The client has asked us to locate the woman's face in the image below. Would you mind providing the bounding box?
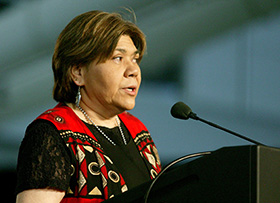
[79,35,141,116]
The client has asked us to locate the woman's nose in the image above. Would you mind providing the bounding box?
[124,60,140,77]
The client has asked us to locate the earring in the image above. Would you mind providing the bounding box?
[75,86,81,107]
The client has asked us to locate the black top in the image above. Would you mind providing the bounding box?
[16,119,150,195]
[16,120,72,194]
[84,121,150,189]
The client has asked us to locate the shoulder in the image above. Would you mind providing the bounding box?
[119,111,145,126]
[21,115,70,157]
[36,103,72,122]
[36,103,82,131]
[26,118,58,135]
[24,119,61,144]
[119,112,149,137]
[19,120,65,162]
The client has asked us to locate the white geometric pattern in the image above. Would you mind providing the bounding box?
[153,146,161,165]
[101,173,107,188]
[104,155,113,164]
[145,152,157,168]
[76,145,85,164]
[147,145,151,152]
[84,145,94,153]
[89,186,102,196]
[78,170,86,193]
[95,150,105,167]
[67,187,73,194]
[121,184,128,193]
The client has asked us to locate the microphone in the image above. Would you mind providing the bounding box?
[171,101,198,120]
[171,101,265,146]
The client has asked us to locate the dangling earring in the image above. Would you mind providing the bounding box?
[75,86,81,107]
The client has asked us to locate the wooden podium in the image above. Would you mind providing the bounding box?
[104,145,280,203]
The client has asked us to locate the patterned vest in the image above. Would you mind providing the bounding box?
[37,103,161,202]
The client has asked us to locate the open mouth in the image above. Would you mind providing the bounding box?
[123,86,137,94]
[127,87,135,92]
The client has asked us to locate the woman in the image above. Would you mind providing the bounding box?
[15,10,161,202]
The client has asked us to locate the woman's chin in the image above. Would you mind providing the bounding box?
[121,101,136,111]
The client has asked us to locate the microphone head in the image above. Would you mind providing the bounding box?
[170,102,192,120]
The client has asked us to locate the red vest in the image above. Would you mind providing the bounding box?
[37,103,161,202]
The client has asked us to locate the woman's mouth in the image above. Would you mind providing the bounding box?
[123,86,137,95]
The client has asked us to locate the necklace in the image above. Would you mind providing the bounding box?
[77,105,127,146]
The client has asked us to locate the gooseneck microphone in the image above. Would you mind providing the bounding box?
[171,101,265,146]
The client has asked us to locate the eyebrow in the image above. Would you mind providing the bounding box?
[115,48,140,55]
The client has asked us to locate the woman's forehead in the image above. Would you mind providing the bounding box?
[114,35,139,54]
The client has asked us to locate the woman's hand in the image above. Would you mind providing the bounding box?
[16,189,65,203]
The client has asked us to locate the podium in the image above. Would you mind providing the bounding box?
[104,145,280,203]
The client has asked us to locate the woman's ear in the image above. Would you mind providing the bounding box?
[70,65,85,86]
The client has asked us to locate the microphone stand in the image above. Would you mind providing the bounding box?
[189,112,265,146]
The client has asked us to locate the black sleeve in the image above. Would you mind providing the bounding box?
[15,119,72,195]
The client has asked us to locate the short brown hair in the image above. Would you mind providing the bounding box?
[52,10,146,103]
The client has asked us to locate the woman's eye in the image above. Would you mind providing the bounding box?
[112,56,139,64]
[133,57,140,64]
[113,56,122,62]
